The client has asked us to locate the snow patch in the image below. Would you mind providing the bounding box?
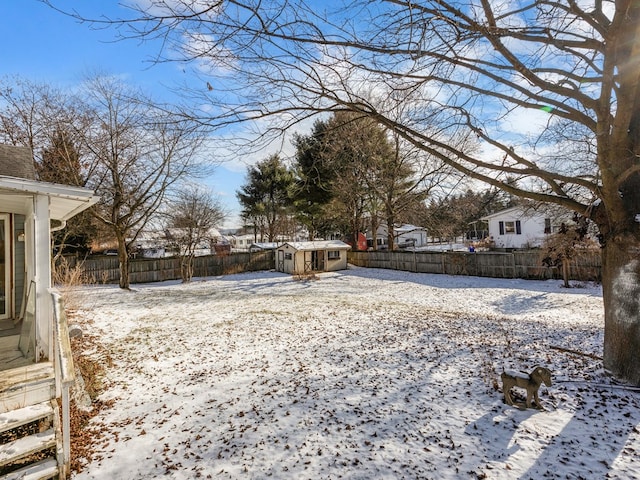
[70,269,640,479]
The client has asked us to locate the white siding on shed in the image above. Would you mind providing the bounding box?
[276,241,350,274]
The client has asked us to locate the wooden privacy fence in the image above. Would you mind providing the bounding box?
[59,251,275,285]
[59,249,601,285]
[348,250,602,282]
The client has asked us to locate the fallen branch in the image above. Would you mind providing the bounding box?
[553,380,640,392]
[550,345,602,361]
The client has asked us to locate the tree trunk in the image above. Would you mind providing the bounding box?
[117,235,130,290]
[387,212,395,251]
[371,215,380,251]
[181,253,194,283]
[601,236,640,385]
[561,260,570,288]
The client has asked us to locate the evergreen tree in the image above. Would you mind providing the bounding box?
[40,129,96,256]
[291,120,337,239]
[237,154,295,242]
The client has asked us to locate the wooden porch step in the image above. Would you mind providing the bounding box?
[0,402,53,435]
[0,364,55,414]
[0,458,58,480]
[0,428,56,468]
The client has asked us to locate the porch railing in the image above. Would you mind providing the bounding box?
[50,289,75,477]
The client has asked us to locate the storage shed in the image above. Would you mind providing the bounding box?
[276,240,351,274]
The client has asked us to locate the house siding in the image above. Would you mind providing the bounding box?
[490,215,546,249]
[14,215,25,316]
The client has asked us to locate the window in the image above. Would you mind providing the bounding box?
[505,221,516,234]
[499,220,522,235]
[327,250,341,260]
[544,218,551,234]
[285,253,292,260]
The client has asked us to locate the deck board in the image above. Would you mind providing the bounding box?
[0,363,55,414]
[0,401,53,434]
[0,428,56,467]
[0,348,33,371]
[0,458,58,480]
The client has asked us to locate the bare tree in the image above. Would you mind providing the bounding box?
[0,77,99,257]
[80,75,210,289]
[542,214,596,288]
[166,185,226,283]
[58,1,640,383]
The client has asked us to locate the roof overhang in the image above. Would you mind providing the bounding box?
[280,241,352,252]
[0,175,99,221]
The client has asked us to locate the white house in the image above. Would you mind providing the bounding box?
[0,144,98,477]
[249,242,279,252]
[275,240,351,274]
[480,206,566,249]
[132,228,229,258]
[228,233,259,252]
[366,224,428,249]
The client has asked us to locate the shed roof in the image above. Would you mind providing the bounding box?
[0,144,36,180]
[279,240,351,251]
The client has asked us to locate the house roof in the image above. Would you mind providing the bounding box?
[0,143,98,221]
[279,240,351,251]
[479,205,574,224]
[479,206,532,221]
[394,224,426,234]
[0,144,35,180]
[250,242,279,250]
[165,227,224,239]
[0,176,99,221]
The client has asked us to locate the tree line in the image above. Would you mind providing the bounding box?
[237,111,515,249]
[0,75,224,287]
[0,75,513,287]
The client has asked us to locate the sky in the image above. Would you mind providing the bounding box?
[0,1,260,229]
[0,1,562,231]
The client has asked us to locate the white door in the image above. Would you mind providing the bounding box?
[0,214,9,319]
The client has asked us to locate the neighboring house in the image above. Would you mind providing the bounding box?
[0,144,98,478]
[132,228,228,258]
[164,227,227,257]
[275,240,351,274]
[249,242,279,252]
[132,230,166,258]
[228,233,258,252]
[228,229,309,252]
[480,206,567,249]
[366,224,428,249]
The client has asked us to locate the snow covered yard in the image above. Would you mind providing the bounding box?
[71,267,640,479]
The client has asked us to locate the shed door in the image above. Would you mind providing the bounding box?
[277,250,284,272]
[0,214,9,319]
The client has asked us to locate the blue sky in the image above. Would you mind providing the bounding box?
[0,1,248,228]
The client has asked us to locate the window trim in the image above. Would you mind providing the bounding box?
[327,250,341,260]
